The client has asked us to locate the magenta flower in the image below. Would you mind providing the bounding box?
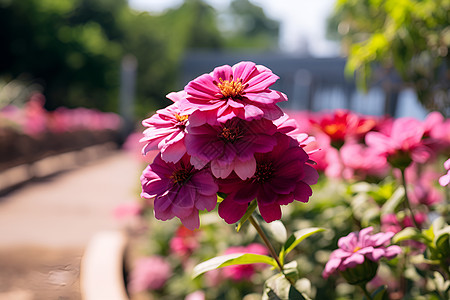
[366,117,431,169]
[186,118,277,179]
[169,225,200,258]
[322,227,402,279]
[339,142,388,180]
[128,256,172,292]
[218,134,318,224]
[184,61,286,125]
[140,91,195,163]
[140,154,218,230]
[439,158,450,187]
[222,243,268,281]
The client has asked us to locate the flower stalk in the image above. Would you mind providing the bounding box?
[400,168,420,229]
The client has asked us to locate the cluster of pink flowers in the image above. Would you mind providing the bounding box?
[0,92,122,136]
[287,109,450,181]
[140,61,318,230]
[128,256,172,293]
[322,227,402,280]
[439,158,450,187]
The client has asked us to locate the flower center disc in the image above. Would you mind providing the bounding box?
[217,77,245,98]
[254,162,274,183]
[171,168,191,185]
[219,126,243,143]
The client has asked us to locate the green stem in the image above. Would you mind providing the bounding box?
[358,283,373,300]
[400,168,420,229]
[248,215,286,272]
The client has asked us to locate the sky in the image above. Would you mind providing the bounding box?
[128,0,339,57]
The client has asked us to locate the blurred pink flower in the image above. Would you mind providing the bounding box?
[381,213,427,233]
[409,171,443,206]
[322,227,401,279]
[340,142,388,180]
[170,225,200,258]
[439,158,450,187]
[223,243,268,281]
[128,256,172,292]
[186,118,277,179]
[113,202,142,219]
[140,91,195,163]
[185,291,205,300]
[309,109,376,148]
[218,134,318,224]
[140,154,218,230]
[184,61,285,125]
[24,92,48,136]
[366,117,431,169]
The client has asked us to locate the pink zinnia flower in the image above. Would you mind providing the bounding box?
[170,225,200,258]
[322,227,402,279]
[184,61,286,125]
[140,91,195,163]
[128,256,172,292]
[439,158,450,187]
[365,117,431,169]
[339,142,388,180]
[309,109,376,148]
[186,118,277,179]
[222,243,268,281]
[140,154,218,230]
[218,134,318,224]
[381,213,427,234]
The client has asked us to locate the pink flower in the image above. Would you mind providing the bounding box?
[140,91,195,163]
[185,291,205,300]
[128,256,172,292]
[218,134,318,224]
[366,117,431,169]
[222,243,268,281]
[309,109,376,148]
[439,158,450,187]
[273,113,318,154]
[409,171,443,206]
[140,154,218,230]
[339,142,388,180]
[185,118,277,179]
[184,61,286,125]
[381,213,427,234]
[113,202,142,219]
[170,225,200,257]
[322,227,402,279]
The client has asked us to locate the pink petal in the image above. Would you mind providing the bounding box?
[180,209,200,230]
[211,160,234,179]
[322,258,342,278]
[341,253,365,270]
[384,245,402,259]
[218,197,249,224]
[258,202,282,222]
[234,157,256,180]
[338,232,358,251]
[232,61,256,82]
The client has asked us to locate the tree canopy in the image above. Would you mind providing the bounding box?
[0,0,280,118]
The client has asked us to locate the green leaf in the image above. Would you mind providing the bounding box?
[283,227,325,257]
[371,285,388,300]
[392,227,425,244]
[263,220,288,244]
[380,186,404,214]
[262,273,311,300]
[192,253,277,279]
[235,200,257,232]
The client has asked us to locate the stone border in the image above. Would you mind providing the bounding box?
[80,230,129,300]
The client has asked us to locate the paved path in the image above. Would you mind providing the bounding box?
[0,150,144,299]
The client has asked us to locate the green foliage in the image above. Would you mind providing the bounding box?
[329,0,450,115]
[0,0,280,117]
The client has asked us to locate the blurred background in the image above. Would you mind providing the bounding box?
[0,0,448,299]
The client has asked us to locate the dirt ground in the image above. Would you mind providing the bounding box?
[0,247,82,300]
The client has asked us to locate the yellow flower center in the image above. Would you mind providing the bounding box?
[353,246,361,253]
[175,114,189,123]
[217,77,245,98]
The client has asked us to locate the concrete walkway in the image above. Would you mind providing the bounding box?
[0,150,144,299]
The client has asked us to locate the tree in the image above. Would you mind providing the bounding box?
[328,0,450,116]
